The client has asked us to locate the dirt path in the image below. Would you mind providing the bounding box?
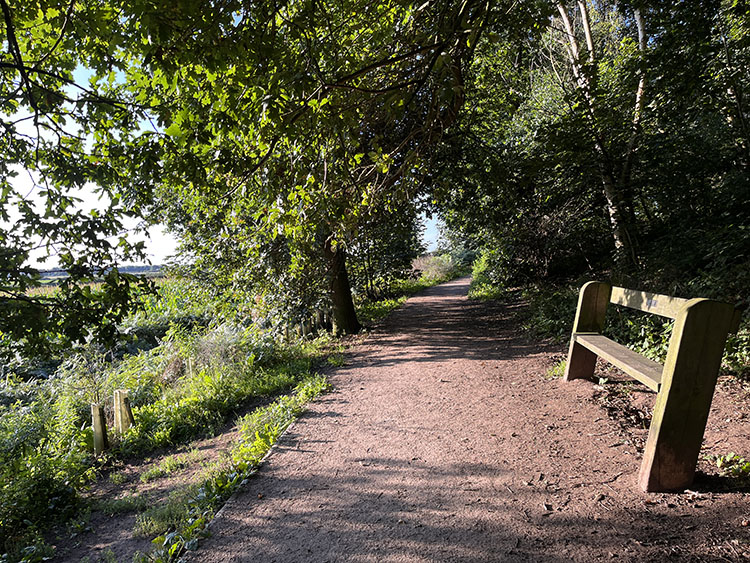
[189,277,750,562]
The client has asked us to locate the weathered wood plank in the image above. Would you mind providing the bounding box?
[574,333,662,392]
[91,403,108,455]
[610,286,689,319]
[564,281,611,382]
[638,298,735,492]
[114,389,135,435]
[565,281,739,493]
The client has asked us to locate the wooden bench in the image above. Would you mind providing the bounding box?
[565,281,742,492]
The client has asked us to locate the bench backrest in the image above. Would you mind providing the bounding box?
[609,286,690,320]
[610,285,743,332]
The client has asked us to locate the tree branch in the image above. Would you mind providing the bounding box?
[0,0,38,114]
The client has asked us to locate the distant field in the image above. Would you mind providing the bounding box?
[39,264,163,280]
[23,265,165,296]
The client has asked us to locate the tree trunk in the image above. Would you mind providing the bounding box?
[324,239,361,335]
[556,2,640,268]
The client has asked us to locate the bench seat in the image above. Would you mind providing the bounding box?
[573,333,662,392]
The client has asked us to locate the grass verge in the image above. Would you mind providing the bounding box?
[134,375,330,562]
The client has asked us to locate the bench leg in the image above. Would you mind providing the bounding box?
[564,340,598,380]
[564,281,611,382]
[638,299,734,492]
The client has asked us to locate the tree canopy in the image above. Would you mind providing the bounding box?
[433,0,749,300]
[2,0,749,355]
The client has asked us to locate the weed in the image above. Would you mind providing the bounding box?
[94,494,152,515]
[66,512,92,539]
[357,296,406,325]
[109,471,128,485]
[468,282,507,301]
[712,452,750,479]
[133,486,199,538]
[1,530,54,563]
[327,354,346,367]
[140,449,201,483]
[545,359,566,379]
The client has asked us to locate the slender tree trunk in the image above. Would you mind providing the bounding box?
[324,239,361,335]
[557,2,639,267]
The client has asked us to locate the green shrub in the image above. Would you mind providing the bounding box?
[0,306,311,558]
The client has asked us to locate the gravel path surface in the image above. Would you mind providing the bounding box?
[188,277,749,562]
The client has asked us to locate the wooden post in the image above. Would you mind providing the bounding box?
[113,389,135,435]
[638,298,735,492]
[564,281,612,381]
[91,403,108,455]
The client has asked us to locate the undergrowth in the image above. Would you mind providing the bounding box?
[134,375,330,562]
[710,452,750,480]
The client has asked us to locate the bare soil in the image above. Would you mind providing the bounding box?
[180,277,750,562]
[56,277,750,561]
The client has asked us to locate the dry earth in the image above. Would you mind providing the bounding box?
[180,277,750,562]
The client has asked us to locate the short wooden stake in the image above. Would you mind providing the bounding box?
[564,281,611,382]
[91,403,108,455]
[113,389,135,435]
[638,299,735,491]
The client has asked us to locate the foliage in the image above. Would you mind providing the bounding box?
[545,359,567,380]
[432,2,749,379]
[412,254,464,283]
[712,452,750,480]
[469,249,514,300]
[94,494,152,516]
[0,0,160,356]
[433,2,749,308]
[0,278,311,559]
[0,379,92,555]
[139,449,201,483]
[347,202,425,300]
[0,0,505,352]
[356,296,408,326]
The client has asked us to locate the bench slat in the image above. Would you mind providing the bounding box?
[610,286,690,319]
[574,333,663,392]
